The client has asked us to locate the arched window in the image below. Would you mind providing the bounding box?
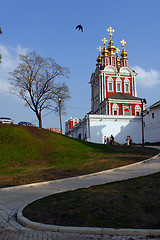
[112,103,119,115]
[116,77,122,93]
[107,76,114,92]
[135,105,141,116]
[123,106,131,115]
[124,78,130,93]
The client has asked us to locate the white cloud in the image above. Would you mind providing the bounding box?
[133,66,160,88]
[0,44,29,92]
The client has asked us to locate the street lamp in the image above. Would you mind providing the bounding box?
[141,98,147,148]
[58,98,62,134]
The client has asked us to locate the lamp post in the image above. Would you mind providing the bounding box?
[58,98,62,134]
[141,98,147,148]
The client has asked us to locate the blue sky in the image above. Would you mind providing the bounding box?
[0,0,160,131]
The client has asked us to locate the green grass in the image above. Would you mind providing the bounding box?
[23,172,160,229]
[0,124,159,187]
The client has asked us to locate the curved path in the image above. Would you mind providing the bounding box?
[0,147,160,240]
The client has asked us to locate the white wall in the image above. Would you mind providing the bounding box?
[88,115,142,144]
[71,114,142,144]
[144,107,160,143]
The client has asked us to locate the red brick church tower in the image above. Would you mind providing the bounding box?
[90,27,142,117]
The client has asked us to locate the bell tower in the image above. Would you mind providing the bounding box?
[90,26,143,116]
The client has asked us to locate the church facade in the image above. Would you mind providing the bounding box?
[65,27,143,144]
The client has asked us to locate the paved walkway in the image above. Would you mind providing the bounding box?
[0,147,160,240]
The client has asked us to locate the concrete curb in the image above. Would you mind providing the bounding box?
[17,206,160,236]
[16,151,160,236]
[2,152,160,191]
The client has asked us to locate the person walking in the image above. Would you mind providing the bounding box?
[110,135,114,145]
[104,136,107,144]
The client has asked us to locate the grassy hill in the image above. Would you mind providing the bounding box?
[0,124,159,188]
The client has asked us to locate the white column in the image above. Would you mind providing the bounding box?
[103,73,106,99]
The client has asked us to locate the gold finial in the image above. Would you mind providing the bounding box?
[102,37,108,47]
[102,38,109,57]
[120,39,126,48]
[106,27,116,54]
[107,26,115,39]
[97,46,103,54]
[120,39,128,59]
[96,46,102,66]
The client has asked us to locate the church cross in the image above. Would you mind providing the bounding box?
[116,47,120,54]
[102,37,108,46]
[97,46,103,54]
[107,27,115,37]
[120,39,126,47]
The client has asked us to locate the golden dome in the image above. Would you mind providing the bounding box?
[96,55,102,65]
[106,27,116,55]
[120,39,128,59]
[107,39,117,54]
[96,46,102,65]
[102,37,109,57]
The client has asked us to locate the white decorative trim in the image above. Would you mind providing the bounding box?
[124,77,130,93]
[107,76,114,92]
[116,77,122,92]
[112,103,119,115]
[135,104,141,116]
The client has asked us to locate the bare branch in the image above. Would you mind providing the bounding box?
[9,51,71,128]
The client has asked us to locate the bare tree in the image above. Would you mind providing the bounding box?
[9,51,70,128]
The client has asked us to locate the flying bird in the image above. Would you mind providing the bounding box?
[75,25,83,32]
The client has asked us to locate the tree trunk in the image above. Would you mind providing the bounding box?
[59,99,62,134]
[38,116,42,128]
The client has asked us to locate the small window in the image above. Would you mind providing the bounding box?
[135,105,141,116]
[108,77,114,92]
[117,83,121,92]
[152,113,154,119]
[125,83,129,92]
[112,103,119,115]
[109,82,113,91]
[124,109,130,115]
[116,78,122,92]
[124,78,130,93]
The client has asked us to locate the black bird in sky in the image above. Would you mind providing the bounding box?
[75,25,83,32]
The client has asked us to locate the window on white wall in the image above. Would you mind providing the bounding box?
[109,82,113,91]
[117,83,121,92]
[107,77,114,92]
[135,105,141,116]
[125,83,129,92]
[124,109,130,115]
[112,103,119,115]
[116,78,122,92]
[124,78,130,93]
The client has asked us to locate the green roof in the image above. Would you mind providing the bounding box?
[149,100,160,109]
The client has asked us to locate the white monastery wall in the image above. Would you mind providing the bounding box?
[144,107,160,143]
[71,115,142,145]
[88,115,141,144]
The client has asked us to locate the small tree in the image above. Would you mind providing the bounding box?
[9,51,70,128]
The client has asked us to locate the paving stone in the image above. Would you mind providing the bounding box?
[0,150,160,240]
